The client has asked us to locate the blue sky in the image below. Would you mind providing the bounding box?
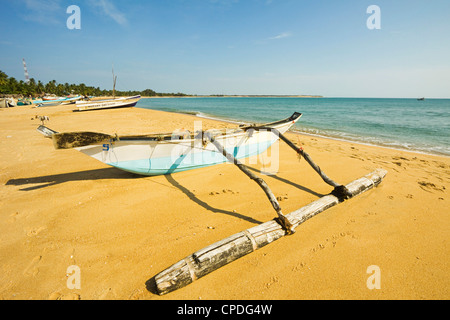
[0,0,449,97]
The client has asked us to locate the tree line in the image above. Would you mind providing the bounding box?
[0,70,188,97]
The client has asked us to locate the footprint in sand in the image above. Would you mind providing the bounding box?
[393,156,409,161]
[311,231,352,252]
[264,276,279,289]
[418,181,445,193]
[99,287,117,300]
[128,288,144,300]
[23,255,42,276]
[48,292,81,300]
[7,212,20,223]
[209,189,239,195]
[26,226,46,237]
[291,262,306,272]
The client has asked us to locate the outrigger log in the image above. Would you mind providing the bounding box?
[154,169,387,295]
[153,126,387,295]
[203,124,352,234]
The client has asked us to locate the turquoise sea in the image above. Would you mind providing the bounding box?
[137,97,450,157]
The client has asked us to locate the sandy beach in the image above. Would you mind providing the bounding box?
[0,104,448,300]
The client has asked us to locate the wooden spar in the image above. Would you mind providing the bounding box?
[203,131,295,234]
[251,127,351,196]
[112,65,117,99]
[202,128,350,233]
[154,168,387,296]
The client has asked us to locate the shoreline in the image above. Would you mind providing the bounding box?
[136,106,450,158]
[0,104,448,300]
[141,95,324,98]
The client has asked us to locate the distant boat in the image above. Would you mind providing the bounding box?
[33,95,83,107]
[17,99,32,106]
[74,95,141,111]
[73,65,141,111]
[42,96,59,101]
[0,98,16,108]
[417,97,425,101]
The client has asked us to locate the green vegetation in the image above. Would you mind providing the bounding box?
[0,70,188,97]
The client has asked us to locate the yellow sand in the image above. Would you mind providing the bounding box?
[0,104,448,300]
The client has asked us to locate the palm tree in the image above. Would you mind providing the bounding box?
[37,80,44,95]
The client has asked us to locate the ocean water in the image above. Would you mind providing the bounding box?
[137,97,450,156]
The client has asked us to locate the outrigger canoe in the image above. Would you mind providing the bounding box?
[35,112,388,293]
[37,112,302,176]
[38,111,378,236]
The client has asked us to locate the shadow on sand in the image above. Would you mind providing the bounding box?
[7,164,327,296]
[5,167,142,191]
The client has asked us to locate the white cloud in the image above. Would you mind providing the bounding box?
[91,0,127,26]
[268,32,292,40]
[253,32,293,45]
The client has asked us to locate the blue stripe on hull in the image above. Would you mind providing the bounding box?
[106,140,274,176]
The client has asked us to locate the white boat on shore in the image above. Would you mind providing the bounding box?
[74,95,141,111]
[37,112,302,175]
[37,111,359,235]
[34,95,83,107]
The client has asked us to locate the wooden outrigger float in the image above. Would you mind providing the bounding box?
[36,112,387,295]
[154,168,387,295]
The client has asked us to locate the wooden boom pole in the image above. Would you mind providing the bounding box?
[154,168,387,295]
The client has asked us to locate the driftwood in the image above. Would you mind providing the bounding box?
[154,168,387,295]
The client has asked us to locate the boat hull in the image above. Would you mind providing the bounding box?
[34,96,83,106]
[74,95,141,111]
[75,113,301,176]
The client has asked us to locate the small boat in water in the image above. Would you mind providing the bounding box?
[37,112,302,175]
[74,95,141,111]
[417,97,425,101]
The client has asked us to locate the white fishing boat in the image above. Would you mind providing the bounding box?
[34,95,84,107]
[74,65,141,111]
[74,95,141,111]
[37,112,302,175]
